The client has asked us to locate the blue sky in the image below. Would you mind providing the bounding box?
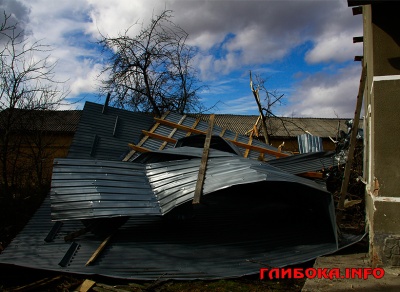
[2,0,363,118]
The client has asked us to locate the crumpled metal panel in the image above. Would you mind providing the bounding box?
[0,191,364,280]
[50,146,331,221]
[50,159,159,220]
[0,183,363,280]
[0,145,365,281]
[267,151,339,174]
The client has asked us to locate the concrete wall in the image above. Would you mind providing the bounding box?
[362,3,400,269]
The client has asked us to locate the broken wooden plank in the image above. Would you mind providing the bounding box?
[77,279,96,292]
[278,141,285,153]
[244,135,253,158]
[86,234,114,266]
[193,114,215,205]
[337,65,366,220]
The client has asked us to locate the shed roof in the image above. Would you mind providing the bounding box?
[0,108,82,133]
[1,106,357,138]
[191,114,357,138]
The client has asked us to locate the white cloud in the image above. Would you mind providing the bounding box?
[69,62,103,95]
[306,33,363,64]
[4,0,363,118]
[282,65,362,118]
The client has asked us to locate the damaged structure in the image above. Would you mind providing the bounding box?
[0,101,364,280]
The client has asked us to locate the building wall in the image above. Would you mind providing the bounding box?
[0,132,74,193]
[269,137,338,153]
[362,3,400,269]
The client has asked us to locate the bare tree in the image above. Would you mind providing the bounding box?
[98,9,204,117]
[250,71,284,144]
[0,12,68,198]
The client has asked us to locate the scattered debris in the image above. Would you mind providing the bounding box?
[0,102,365,283]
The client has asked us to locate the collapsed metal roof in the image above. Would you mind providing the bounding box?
[0,102,363,281]
[50,146,333,221]
[67,101,155,161]
[0,194,362,280]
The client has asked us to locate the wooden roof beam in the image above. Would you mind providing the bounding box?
[144,117,290,158]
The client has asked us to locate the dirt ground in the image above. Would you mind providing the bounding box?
[0,264,308,291]
[302,248,400,292]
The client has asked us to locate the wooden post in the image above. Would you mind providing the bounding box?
[193,114,215,204]
[337,65,367,224]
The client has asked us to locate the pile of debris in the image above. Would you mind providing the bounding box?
[0,102,365,282]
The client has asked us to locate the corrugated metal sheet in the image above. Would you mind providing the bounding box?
[67,101,155,160]
[298,133,324,153]
[50,159,159,220]
[51,146,328,221]
[267,151,340,175]
[0,188,363,280]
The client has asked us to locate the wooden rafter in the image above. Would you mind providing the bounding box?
[128,143,151,153]
[229,140,289,158]
[134,116,289,159]
[126,115,325,179]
